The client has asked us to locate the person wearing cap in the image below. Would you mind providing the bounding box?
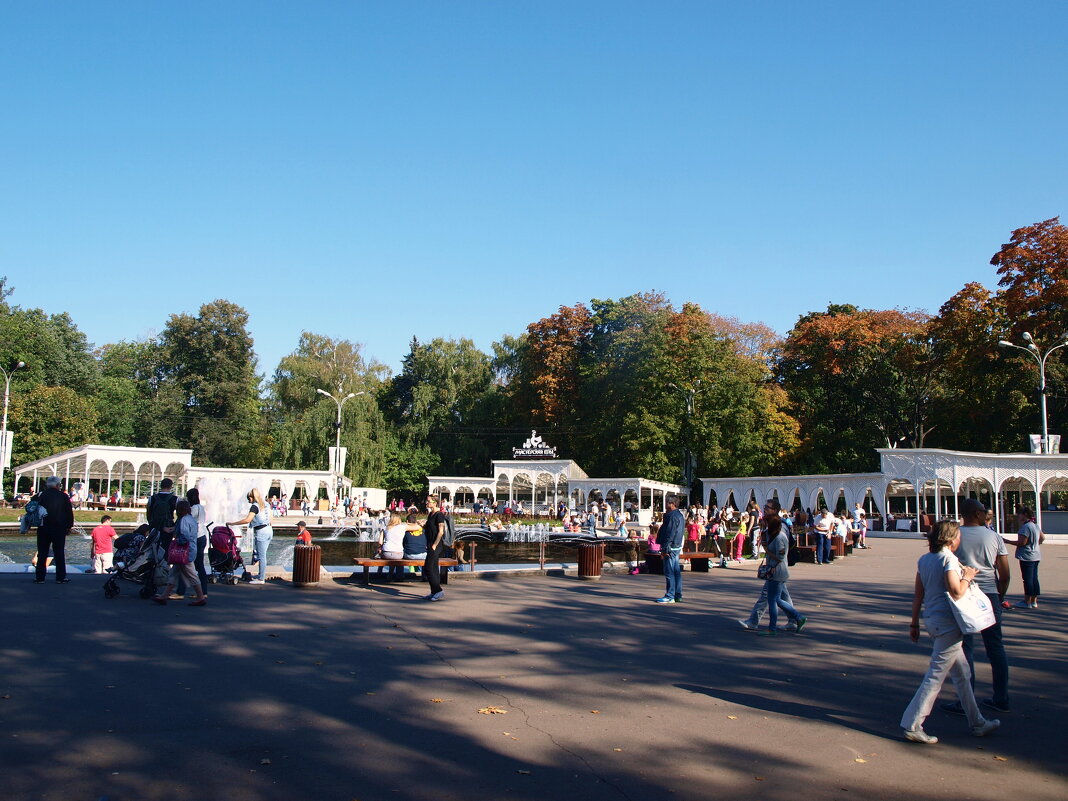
[33,476,75,584]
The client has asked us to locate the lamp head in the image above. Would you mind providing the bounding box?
[15,361,25,370]
[997,340,1012,348]
[344,392,356,400]
[315,388,330,397]
[1022,331,1034,342]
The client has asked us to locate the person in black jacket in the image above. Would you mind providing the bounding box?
[34,476,75,584]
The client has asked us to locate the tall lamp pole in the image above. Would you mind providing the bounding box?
[668,380,702,498]
[316,387,365,500]
[0,360,26,502]
[998,332,1068,454]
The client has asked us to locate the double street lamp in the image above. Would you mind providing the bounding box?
[668,380,702,496]
[0,360,26,502]
[316,387,365,499]
[998,332,1068,454]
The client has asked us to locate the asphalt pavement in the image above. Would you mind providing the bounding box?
[1,538,1065,801]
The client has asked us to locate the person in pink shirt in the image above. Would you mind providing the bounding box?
[90,515,117,573]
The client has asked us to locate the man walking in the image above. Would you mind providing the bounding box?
[34,476,74,584]
[422,495,447,601]
[942,498,1011,715]
[655,495,685,604]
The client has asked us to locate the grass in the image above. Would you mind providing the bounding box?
[0,509,142,524]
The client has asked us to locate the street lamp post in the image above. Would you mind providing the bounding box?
[668,380,702,498]
[998,332,1068,454]
[315,387,365,501]
[0,360,26,502]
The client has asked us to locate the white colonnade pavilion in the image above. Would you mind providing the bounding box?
[702,448,1068,536]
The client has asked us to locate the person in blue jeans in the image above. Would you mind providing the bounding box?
[940,498,1010,715]
[654,495,685,604]
[228,488,273,584]
[757,499,807,635]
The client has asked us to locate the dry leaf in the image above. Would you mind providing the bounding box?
[478,706,508,715]
[314,661,323,666]
[590,710,600,714]
[994,756,1008,761]
[614,748,623,752]
[754,776,766,781]
[854,758,866,763]
[727,715,738,720]
[430,699,445,703]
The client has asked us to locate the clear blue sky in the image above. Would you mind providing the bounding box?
[2,1,1065,376]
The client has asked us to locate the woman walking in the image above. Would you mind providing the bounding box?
[154,500,207,606]
[758,503,806,635]
[228,488,272,584]
[900,520,1000,743]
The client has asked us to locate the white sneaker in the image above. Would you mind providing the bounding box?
[249,579,265,585]
[737,619,758,631]
[429,591,445,601]
[972,718,1000,737]
[904,728,938,744]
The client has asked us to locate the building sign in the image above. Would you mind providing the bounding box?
[513,430,558,459]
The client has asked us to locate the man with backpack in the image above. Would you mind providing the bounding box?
[147,478,179,539]
[33,476,75,584]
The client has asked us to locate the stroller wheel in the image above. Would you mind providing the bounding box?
[103,587,115,599]
[139,585,154,599]
[208,575,217,584]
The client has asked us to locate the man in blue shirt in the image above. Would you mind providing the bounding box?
[655,495,686,604]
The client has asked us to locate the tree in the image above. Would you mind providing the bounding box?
[157,300,266,467]
[9,386,99,466]
[382,337,500,479]
[776,304,933,473]
[268,333,389,487]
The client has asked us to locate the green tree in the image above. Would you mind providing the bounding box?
[158,300,267,467]
[9,385,99,466]
[268,333,389,487]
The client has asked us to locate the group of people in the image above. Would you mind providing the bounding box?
[376,494,451,600]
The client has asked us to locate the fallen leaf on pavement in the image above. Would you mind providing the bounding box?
[590,710,600,714]
[478,707,508,715]
[727,715,738,720]
[854,758,866,763]
[994,756,1008,761]
[430,699,445,703]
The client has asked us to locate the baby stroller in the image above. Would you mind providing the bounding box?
[208,525,249,584]
[103,525,169,599]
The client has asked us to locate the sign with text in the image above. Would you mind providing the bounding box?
[512,430,558,459]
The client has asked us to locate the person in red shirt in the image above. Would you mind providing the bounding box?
[91,515,118,573]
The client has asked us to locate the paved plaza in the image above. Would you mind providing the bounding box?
[1,539,1065,801]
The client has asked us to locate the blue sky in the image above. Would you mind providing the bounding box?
[2,1,1065,376]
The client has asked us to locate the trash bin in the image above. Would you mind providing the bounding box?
[578,542,606,580]
[292,544,322,587]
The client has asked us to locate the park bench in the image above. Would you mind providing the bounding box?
[643,551,725,574]
[351,557,458,585]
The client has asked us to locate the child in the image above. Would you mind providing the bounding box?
[90,515,117,573]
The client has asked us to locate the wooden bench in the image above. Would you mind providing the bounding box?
[351,557,458,585]
[644,551,724,574]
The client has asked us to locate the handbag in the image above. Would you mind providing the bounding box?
[166,538,191,566]
[756,559,770,580]
[947,581,996,635]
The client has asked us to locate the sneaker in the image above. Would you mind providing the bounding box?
[794,616,808,633]
[188,599,207,607]
[56,579,71,584]
[1013,601,1031,609]
[972,718,1000,737]
[152,596,168,605]
[782,623,798,632]
[737,619,758,631]
[1000,600,1012,609]
[674,598,683,604]
[904,728,938,744]
[655,597,676,604]
[32,579,45,584]
[980,698,1010,713]
[429,591,445,601]
[249,579,265,585]
[757,628,778,636]
[1029,601,1038,608]
[939,701,965,717]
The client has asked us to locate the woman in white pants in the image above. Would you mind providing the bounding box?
[901,521,998,743]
